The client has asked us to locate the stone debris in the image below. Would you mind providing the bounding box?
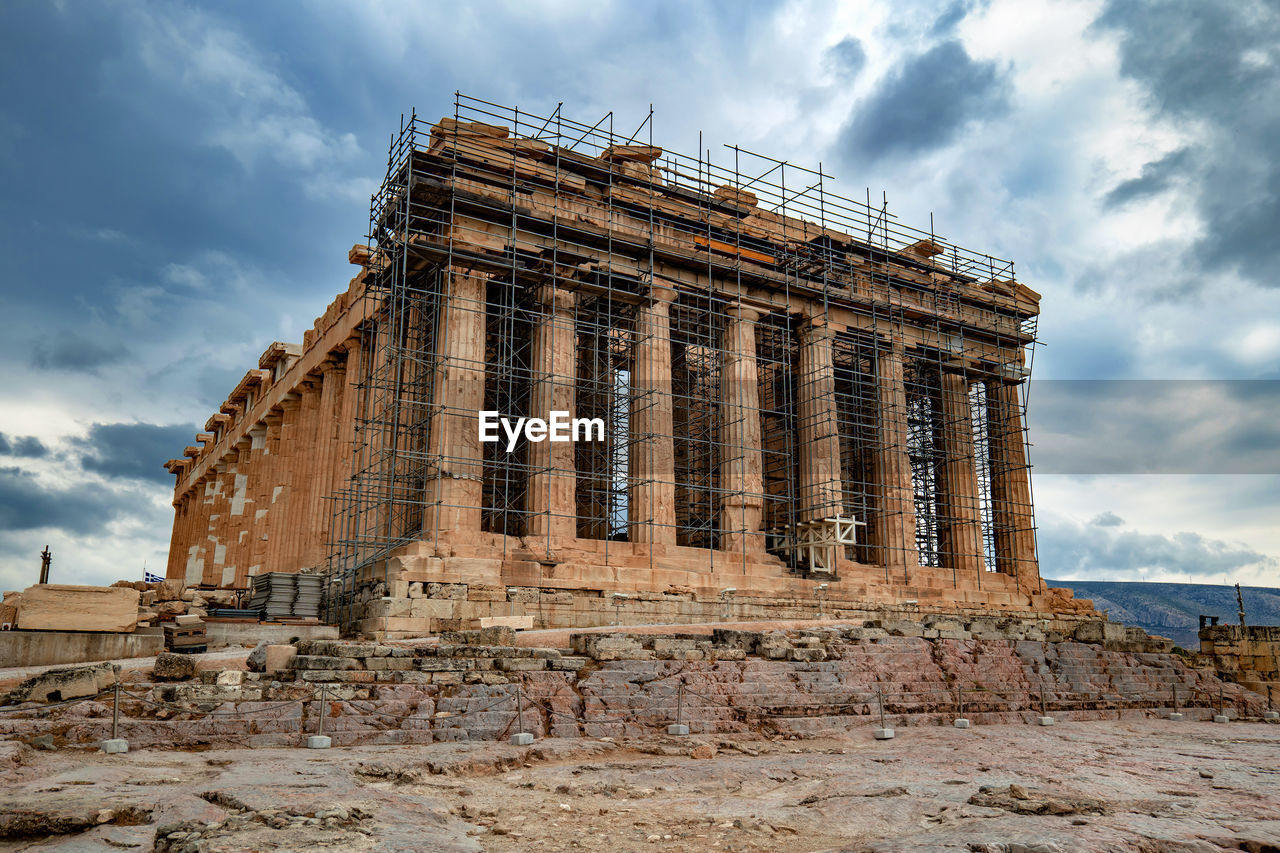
[153,802,374,853]
[6,662,117,704]
[0,805,151,841]
[968,784,1109,816]
[152,651,198,681]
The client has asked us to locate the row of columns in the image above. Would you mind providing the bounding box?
[420,266,1037,583]
[165,338,364,588]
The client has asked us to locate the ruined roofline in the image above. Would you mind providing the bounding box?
[376,115,1040,339]
[395,94,1025,296]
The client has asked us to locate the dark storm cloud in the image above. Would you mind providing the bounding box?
[0,466,120,536]
[29,335,130,372]
[1095,0,1280,288]
[1103,147,1193,207]
[1039,514,1276,580]
[826,37,866,81]
[836,40,1010,165]
[1027,380,1280,474]
[0,434,48,459]
[78,423,199,484]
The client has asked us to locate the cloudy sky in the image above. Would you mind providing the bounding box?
[0,0,1277,593]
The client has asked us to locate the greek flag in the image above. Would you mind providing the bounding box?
[145,571,164,583]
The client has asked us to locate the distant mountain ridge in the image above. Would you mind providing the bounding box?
[1044,580,1280,649]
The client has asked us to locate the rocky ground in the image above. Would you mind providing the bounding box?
[0,720,1277,852]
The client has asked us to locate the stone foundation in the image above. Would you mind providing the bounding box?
[336,545,1095,639]
[1,621,1264,750]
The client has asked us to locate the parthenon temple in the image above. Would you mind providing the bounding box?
[165,95,1091,635]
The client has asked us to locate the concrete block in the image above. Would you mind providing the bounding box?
[873,727,895,740]
[1168,712,1184,721]
[667,724,689,736]
[510,732,534,746]
[953,718,971,729]
[306,735,331,749]
[1264,711,1279,720]
[1213,714,1229,723]
[100,738,129,754]
[1037,716,1055,726]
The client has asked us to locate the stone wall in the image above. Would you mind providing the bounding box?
[1199,624,1280,697]
[337,569,1096,639]
[1,622,1264,750]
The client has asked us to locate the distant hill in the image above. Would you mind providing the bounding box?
[1044,580,1280,649]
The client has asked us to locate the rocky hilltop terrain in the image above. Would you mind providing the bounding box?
[1047,580,1280,648]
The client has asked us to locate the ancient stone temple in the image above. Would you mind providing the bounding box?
[165,95,1091,635]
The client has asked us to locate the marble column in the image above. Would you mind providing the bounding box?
[629,284,677,544]
[186,476,212,587]
[304,362,342,569]
[719,305,764,553]
[526,284,578,542]
[423,267,489,537]
[269,397,301,572]
[796,320,844,522]
[871,339,919,578]
[165,494,188,580]
[226,438,254,587]
[246,422,272,580]
[284,381,322,571]
[986,379,1038,584]
[937,372,984,577]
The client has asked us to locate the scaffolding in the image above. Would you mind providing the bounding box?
[326,93,1041,623]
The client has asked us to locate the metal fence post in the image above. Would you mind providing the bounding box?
[511,681,533,745]
[667,681,689,735]
[100,673,128,754]
[874,687,894,739]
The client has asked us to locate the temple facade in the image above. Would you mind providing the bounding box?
[165,97,1092,634]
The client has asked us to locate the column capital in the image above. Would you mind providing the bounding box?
[642,281,678,308]
[534,283,577,313]
[801,313,845,341]
[726,303,761,324]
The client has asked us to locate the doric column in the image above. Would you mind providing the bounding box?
[207,460,235,586]
[526,284,577,542]
[185,476,212,587]
[937,371,983,577]
[246,422,271,579]
[423,267,488,536]
[269,397,301,572]
[284,381,321,571]
[630,284,677,544]
[202,466,228,587]
[325,338,363,556]
[872,339,918,577]
[796,320,844,521]
[226,438,254,587]
[719,305,764,553]
[986,379,1038,584]
[165,493,188,580]
[304,363,342,569]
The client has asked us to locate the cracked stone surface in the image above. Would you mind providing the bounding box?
[0,720,1277,851]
